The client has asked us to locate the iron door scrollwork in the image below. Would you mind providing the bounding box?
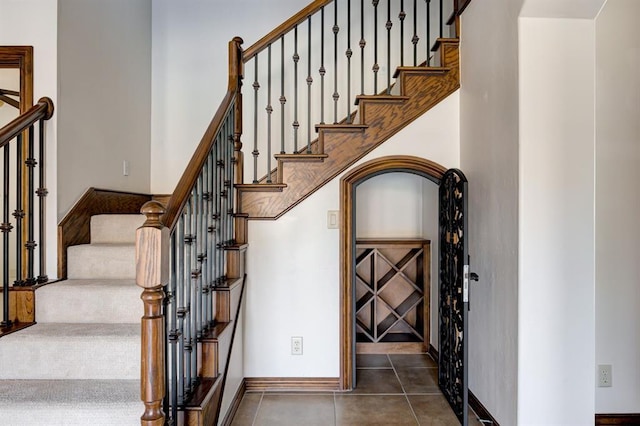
[438,168,468,425]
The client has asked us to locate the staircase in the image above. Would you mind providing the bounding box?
[0,214,144,425]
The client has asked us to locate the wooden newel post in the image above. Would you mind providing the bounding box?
[136,200,169,426]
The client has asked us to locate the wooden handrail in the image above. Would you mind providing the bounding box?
[162,38,243,231]
[243,0,334,61]
[0,97,54,148]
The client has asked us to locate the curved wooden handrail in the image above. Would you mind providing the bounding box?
[243,0,333,61]
[0,97,54,148]
[163,38,243,231]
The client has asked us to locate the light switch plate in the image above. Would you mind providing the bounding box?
[327,211,339,229]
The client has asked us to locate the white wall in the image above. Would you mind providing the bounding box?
[595,0,640,413]
[458,0,522,423]
[518,17,596,424]
[57,0,152,218]
[0,0,58,279]
[244,92,459,377]
[151,0,311,194]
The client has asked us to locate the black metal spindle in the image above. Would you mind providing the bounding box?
[202,157,210,328]
[360,0,366,95]
[252,56,260,183]
[280,36,286,153]
[426,0,431,65]
[412,0,418,66]
[176,214,185,405]
[25,126,35,284]
[333,0,339,123]
[439,0,443,38]
[346,0,352,123]
[319,7,326,125]
[306,16,313,153]
[206,151,215,327]
[386,0,392,94]
[195,178,203,339]
[1,143,11,327]
[168,233,178,422]
[373,0,379,93]
[266,44,273,182]
[14,133,23,286]
[293,26,300,152]
[217,136,224,284]
[399,0,406,66]
[183,202,193,397]
[36,120,47,283]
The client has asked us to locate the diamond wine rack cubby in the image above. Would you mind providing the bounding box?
[355,239,431,353]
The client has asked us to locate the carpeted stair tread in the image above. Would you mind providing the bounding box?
[36,279,141,323]
[67,243,135,279]
[0,379,140,425]
[91,214,145,244]
[0,323,139,380]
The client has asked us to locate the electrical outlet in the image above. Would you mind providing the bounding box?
[598,364,612,387]
[291,336,303,355]
[327,211,339,229]
[123,160,130,176]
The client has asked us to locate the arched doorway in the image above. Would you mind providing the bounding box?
[339,155,470,424]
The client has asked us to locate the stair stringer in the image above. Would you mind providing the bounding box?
[238,41,459,220]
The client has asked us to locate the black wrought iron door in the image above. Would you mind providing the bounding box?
[438,168,469,425]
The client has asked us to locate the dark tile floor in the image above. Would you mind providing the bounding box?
[231,353,489,425]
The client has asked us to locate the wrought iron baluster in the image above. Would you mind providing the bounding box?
[169,232,178,421]
[1,143,11,327]
[306,16,313,153]
[439,0,443,38]
[386,0,392,94]
[14,133,23,286]
[175,214,185,406]
[183,201,193,397]
[360,0,366,95]
[206,151,216,326]
[216,136,224,285]
[252,57,260,183]
[189,194,198,389]
[25,126,36,284]
[37,120,47,282]
[266,44,273,182]
[293,26,300,152]
[346,0,352,123]
[195,176,204,339]
[373,0,379,93]
[202,157,210,329]
[280,36,286,153]
[319,7,326,125]
[399,0,406,66]
[333,0,340,124]
[426,0,431,65]
[412,0,418,66]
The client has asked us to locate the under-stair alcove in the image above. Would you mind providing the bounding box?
[354,171,439,355]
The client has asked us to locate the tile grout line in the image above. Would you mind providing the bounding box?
[250,391,264,426]
[388,354,421,426]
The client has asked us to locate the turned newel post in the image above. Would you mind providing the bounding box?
[136,201,169,426]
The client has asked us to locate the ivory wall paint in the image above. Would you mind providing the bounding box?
[57,0,152,218]
[518,17,596,424]
[595,0,640,413]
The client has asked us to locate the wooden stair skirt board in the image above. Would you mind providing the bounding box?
[355,239,430,355]
[238,40,459,220]
[57,188,152,279]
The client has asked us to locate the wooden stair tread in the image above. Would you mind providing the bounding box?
[215,277,244,290]
[275,153,328,162]
[315,123,368,132]
[224,243,249,251]
[184,377,220,409]
[235,183,287,192]
[393,66,450,78]
[201,321,232,342]
[431,37,459,52]
[355,95,410,105]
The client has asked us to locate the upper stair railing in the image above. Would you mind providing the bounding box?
[135,39,243,425]
[0,97,54,331]
[241,0,459,184]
